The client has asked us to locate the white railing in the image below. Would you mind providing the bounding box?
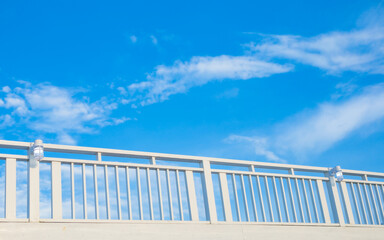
[0,139,383,226]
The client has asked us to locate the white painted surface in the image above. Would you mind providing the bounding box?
[29,160,39,222]
[0,223,383,240]
[5,158,16,220]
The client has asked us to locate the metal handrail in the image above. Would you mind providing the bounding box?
[0,139,383,226]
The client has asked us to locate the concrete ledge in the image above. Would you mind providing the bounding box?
[0,223,384,240]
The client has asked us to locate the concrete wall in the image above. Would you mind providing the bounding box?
[1,223,384,240]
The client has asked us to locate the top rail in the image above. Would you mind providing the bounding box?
[0,139,383,178]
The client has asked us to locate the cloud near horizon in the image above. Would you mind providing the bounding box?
[227,83,384,162]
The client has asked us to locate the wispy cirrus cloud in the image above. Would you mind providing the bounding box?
[0,82,129,144]
[215,88,240,100]
[125,55,293,106]
[225,135,286,163]
[249,26,384,74]
[119,11,384,108]
[227,83,384,162]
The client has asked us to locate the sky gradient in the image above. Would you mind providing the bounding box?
[1,0,384,172]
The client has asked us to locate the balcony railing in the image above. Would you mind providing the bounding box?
[0,139,383,226]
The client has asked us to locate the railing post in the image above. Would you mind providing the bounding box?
[326,173,345,226]
[150,156,156,165]
[29,147,40,222]
[202,160,217,223]
[51,161,62,220]
[5,158,16,220]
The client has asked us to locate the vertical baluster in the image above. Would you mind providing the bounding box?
[249,175,258,222]
[5,158,16,220]
[295,178,304,222]
[302,179,312,223]
[350,183,361,224]
[280,177,289,222]
[357,183,368,224]
[157,169,164,220]
[126,167,131,220]
[137,167,143,220]
[272,176,281,222]
[382,185,384,204]
[240,175,250,221]
[232,174,241,221]
[105,165,110,220]
[147,168,154,220]
[381,184,384,215]
[71,163,75,219]
[115,166,121,220]
[340,181,355,224]
[265,176,274,222]
[308,180,319,223]
[256,176,266,221]
[287,177,297,222]
[219,173,232,222]
[166,169,173,220]
[375,184,384,225]
[93,165,99,220]
[363,183,374,224]
[51,161,62,220]
[82,164,87,219]
[176,170,183,221]
[186,170,199,221]
[369,184,380,224]
[316,179,331,224]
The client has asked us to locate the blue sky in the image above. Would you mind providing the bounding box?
[1,0,384,172]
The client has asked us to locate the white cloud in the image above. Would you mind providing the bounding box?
[150,35,158,45]
[225,135,286,163]
[249,26,384,74]
[0,114,15,128]
[57,132,77,145]
[119,13,384,108]
[0,82,129,144]
[0,93,29,116]
[215,88,239,99]
[2,86,11,93]
[227,83,384,162]
[130,35,137,43]
[331,81,358,100]
[117,86,127,95]
[128,55,293,106]
[276,83,384,156]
